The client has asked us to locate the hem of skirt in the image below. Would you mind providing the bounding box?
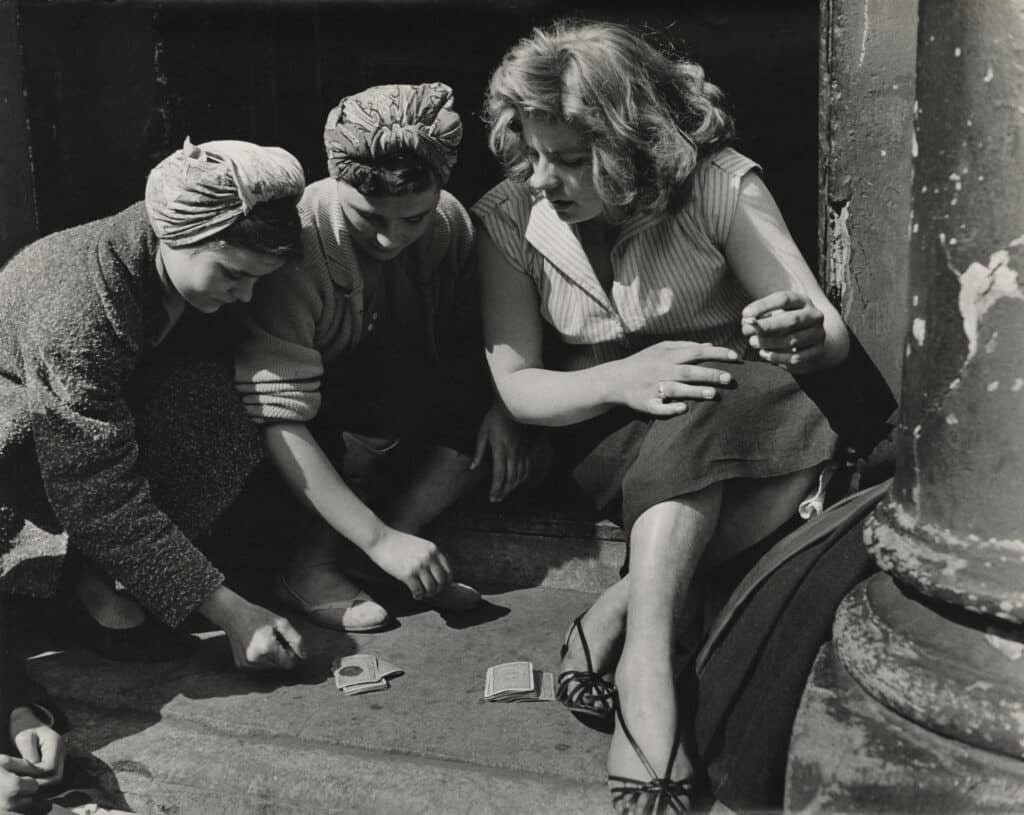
[621,451,836,542]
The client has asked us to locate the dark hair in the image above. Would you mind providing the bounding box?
[485,20,735,218]
[210,196,302,257]
[345,154,442,197]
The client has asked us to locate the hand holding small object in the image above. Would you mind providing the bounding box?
[741,290,827,373]
[200,585,307,671]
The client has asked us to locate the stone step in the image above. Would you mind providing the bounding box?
[433,502,625,594]
[24,586,616,815]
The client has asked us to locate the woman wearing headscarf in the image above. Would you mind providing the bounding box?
[0,138,309,671]
[236,83,533,631]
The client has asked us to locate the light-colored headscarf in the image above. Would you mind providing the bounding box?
[323,83,462,187]
[145,137,305,248]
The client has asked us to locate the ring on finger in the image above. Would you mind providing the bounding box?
[788,335,799,350]
[657,381,667,400]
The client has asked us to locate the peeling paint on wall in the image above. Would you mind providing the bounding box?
[952,241,1024,363]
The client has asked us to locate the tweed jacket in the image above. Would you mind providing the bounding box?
[0,203,260,627]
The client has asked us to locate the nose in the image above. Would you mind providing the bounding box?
[530,155,559,192]
[376,227,411,251]
[235,276,257,303]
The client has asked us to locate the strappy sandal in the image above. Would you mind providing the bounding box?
[608,703,695,814]
[555,614,616,726]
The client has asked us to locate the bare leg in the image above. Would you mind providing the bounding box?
[608,486,721,793]
[76,562,146,629]
[379,444,483,535]
[564,465,822,682]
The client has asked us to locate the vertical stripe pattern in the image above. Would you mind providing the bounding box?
[473,148,759,371]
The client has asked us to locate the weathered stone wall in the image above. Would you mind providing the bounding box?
[819,0,918,398]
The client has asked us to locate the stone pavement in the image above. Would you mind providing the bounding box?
[22,584,618,815]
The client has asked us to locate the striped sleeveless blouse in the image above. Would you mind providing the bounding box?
[473,148,759,371]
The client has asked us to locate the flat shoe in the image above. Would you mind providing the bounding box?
[422,581,482,612]
[272,573,392,632]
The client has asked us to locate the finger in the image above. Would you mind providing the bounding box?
[742,290,807,321]
[13,730,40,765]
[245,628,282,669]
[470,426,488,471]
[752,323,825,353]
[0,755,43,777]
[671,365,734,387]
[757,344,826,368]
[659,381,726,402]
[427,560,450,594]
[671,344,740,365]
[489,444,507,502]
[644,398,689,418]
[494,448,518,502]
[405,568,430,600]
[754,308,823,338]
[433,548,453,582]
[33,733,61,775]
[274,618,308,660]
[417,569,440,598]
[14,775,39,795]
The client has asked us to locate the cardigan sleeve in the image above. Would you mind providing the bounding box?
[234,248,331,424]
[15,240,223,629]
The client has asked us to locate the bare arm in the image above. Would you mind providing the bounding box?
[262,422,389,547]
[727,172,850,372]
[261,422,452,598]
[480,230,738,426]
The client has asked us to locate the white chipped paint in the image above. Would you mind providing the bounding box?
[911,129,918,158]
[950,377,961,390]
[913,294,920,307]
[913,222,920,234]
[954,46,962,57]
[913,318,927,345]
[905,342,912,358]
[985,332,999,354]
[950,235,958,243]
[880,149,887,157]
[985,631,1024,660]
[988,381,1000,392]
[953,242,1024,362]
[859,0,870,67]
[946,414,959,425]
[983,66,994,82]
[1012,378,1023,392]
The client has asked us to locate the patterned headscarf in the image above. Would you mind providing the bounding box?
[145,137,305,248]
[323,83,462,188]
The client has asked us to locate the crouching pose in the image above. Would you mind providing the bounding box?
[236,83,532,632]
[0,139,308,671]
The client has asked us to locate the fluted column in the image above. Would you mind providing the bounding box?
[787,1,1024,809]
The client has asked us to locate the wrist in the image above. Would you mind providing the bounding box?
[601,358,627,406]
[198,585,239,625]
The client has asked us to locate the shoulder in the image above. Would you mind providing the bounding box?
[299,177,336,211]
[3,204,154,339]
[472,179,533,229]
[436,189,474,239]
[692,148,762,191]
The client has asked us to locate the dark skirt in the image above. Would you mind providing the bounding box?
[554,359,839,540]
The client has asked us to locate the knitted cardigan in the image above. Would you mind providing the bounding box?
[0,203,262,627]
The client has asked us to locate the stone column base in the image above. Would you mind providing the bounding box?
[785,644,1024,813]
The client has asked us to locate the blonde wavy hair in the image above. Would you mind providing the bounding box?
[485,20,735,218]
